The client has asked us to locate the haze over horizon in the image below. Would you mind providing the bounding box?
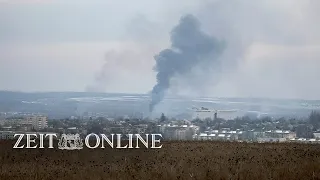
[1,0,320,100]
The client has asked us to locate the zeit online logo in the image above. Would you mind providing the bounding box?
[13,133,163,150]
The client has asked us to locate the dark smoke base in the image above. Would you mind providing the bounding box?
[149,14,226,112]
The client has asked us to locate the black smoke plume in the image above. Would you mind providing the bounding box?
[149,14,226,112]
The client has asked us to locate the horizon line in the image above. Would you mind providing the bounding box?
[0,90,319,101]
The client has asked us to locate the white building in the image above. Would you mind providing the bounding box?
[193,130,239,141]
[24,116,48,130]
[158,124,198,140]
[314,133,320,139]
[175,129,188,140]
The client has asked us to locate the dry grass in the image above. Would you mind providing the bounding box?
[0,140,320,180]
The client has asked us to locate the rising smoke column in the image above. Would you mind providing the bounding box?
[149,14,226,112]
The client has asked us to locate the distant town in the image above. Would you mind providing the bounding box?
[1,106,320,144]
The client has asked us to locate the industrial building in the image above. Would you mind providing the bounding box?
[192,107,238,120]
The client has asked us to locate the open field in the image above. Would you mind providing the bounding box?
[0,140,320,180]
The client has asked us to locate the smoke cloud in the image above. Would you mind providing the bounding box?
[149,14,226,112]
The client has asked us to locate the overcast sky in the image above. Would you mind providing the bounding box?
[1,0,320,100]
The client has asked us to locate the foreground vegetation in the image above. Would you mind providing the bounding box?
[0,140,320,180]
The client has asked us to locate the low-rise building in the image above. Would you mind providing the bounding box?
[158,124,198,140]
[0,131,15,139]
[265,130,296,139]
[257,137,287,143]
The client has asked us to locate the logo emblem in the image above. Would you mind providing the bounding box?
[58,134,83,150]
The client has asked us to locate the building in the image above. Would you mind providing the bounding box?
[175,129,187,140]
[192,107,238,120]
[193,129,241,141]
[0,131,15,140]
[0,131,57,140]
[16,124,33,132]
[174,128,194,140]
[296,125,313,138]
[265,130,296,139]
[65,127,78,134]
[192,129,296,142]
[257,137,287,143]
[24,116,48,130]
[134,124,148,134]
[244,130,264,141]
[193,109,216,120]
[0,119,24,126]
[158,124,198,140]
[314,132,320,139]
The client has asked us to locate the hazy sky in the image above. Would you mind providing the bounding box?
[1,0,320,100]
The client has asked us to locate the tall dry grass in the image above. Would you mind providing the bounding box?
[0,140,320,180]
